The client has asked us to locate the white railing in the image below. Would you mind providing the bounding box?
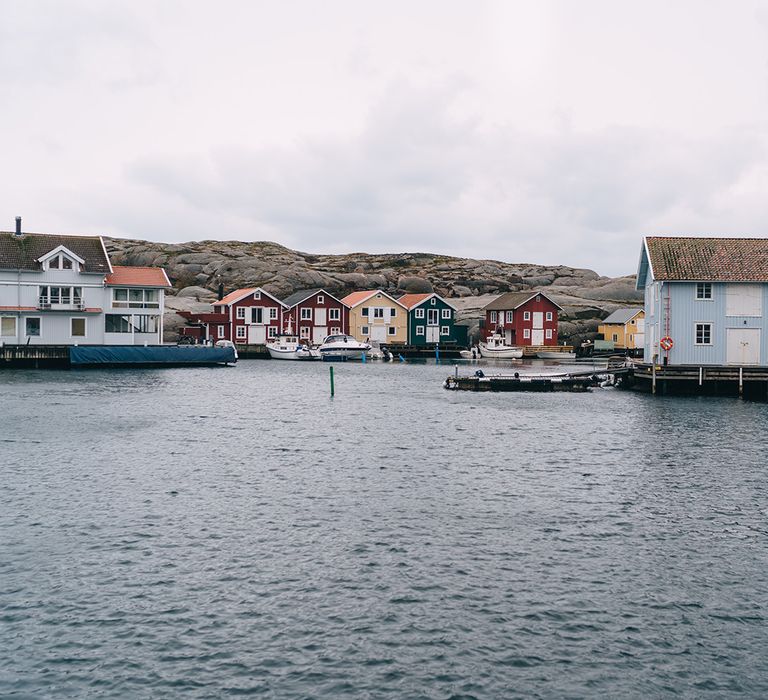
[38,297,85,311]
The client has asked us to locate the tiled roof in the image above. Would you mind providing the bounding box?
[0,232,110,273]
[397,293,433,309]
[341,290,379,307]
[645,236,768,281]
[483,291,562,311]
[218,288,257,306]
[601,308,643,325]
[106,266,171,287]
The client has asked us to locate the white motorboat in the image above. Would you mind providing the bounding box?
[537,350,577,360]
[478,336,523,359]
[266,335,320,360]
[317,334,371,361]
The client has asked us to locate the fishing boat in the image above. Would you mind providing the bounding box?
[536,350,577,360]
[317,334,370,361]
[478,336,523,359]
[266,334,319,360]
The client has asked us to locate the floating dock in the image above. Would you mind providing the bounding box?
[0,344,237,369]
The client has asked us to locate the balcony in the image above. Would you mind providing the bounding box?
[38,296,85,311]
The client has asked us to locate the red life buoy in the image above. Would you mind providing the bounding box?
[660,336,674,351]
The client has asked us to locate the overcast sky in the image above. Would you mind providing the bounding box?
[2,0,768,275]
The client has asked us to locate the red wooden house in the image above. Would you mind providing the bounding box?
[178,310,231,343]
[213,287,286,344]
[281,288,349,344]
[482,291,562,346]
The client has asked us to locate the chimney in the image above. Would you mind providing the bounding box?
[15,216,22,236]
[218,282,224,301]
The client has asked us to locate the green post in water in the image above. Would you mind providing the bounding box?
[329,366,335,397]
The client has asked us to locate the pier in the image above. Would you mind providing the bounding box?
[633,363,768,399]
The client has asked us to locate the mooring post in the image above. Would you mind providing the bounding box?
[329,366,335,397]
[652,359,657,395]
[699,367,703,386]
[454,364,458,378]
[435,344,440,363]
[739,367,743,398]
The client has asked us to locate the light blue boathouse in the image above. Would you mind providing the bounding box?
[637,236,768,366]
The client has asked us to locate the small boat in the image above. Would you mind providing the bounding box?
[537,351,577,360]
[317,334,371,361]
[266,335,320,360]
[478,336,523,359]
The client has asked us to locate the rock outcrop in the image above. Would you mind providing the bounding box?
[105,237,642,345]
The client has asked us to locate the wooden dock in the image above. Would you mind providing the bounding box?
[0,344,70,368]
[633,363,768,399]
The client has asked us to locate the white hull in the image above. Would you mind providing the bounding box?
[537,351,576,360]
[267,347,319,360]
[479,343,523,359]
[317,334,371,361]
[319,348,367,360]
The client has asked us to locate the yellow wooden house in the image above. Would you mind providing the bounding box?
[341,290,408,343]
[598,308,645,349]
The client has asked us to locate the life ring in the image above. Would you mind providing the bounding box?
[660,336,674,351]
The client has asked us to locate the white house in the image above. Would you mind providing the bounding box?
[0,218,171,346]
[637,236,768,365]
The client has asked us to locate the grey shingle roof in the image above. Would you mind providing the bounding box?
[0,232,110,273]
[646,237,768,281]
[602,308,643,325]
[482,290,562,311]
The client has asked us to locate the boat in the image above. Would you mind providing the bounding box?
[317,334,371,361]
[537,350,577,360]
[266,335,320,360]
[478,336,523,359]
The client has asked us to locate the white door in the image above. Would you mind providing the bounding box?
[249,325,266,343]
[427,327,440,342]
[313,326,327,344]
[726,328,760,365]
[371,326,387,342]
[532,311,544,329]
[531,329,544,345]
[315,308,326,325]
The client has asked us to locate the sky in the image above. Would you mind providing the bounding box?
[2,0,768,276]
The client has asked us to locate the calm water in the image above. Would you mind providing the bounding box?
[2,360,768,698]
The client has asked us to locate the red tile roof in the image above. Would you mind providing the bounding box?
[106,266,171,287]
[341,290,379,307]
[645,237,768,281]
[217,288,257,306]
[397,293,432,309]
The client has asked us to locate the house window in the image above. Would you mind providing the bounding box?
[388,326,396,335]
[612,334,618,342]
[443,309,451,319]
[545,329,553,339]
[696,283,712,300]
[25,318,41,336]
[416,325,425,336]
[431,298,436,305]
[301,308,312,320]
[536,295,541,302]
[236,307,246,320]
[441,326,449,336]
[251,308,264,324]
[523,328,531,339]
[71,318,86,337]
[253,291,261,300]
[329,308,340,321]
[269,307,278,320]
[415,308,425,318]
[628,334,633,342]
[373,308,384,319]
[105,315,132,333]
[490,311,497,323]
[330,326,341,335]
[317,295,325,304]
[695,322,712,345]
[49,256,59,269]
[361,325,369,336]
[390,308,396,318]
[133,315,158,334]
[361,307,369,317]
[1,317,17,336]
[505,311,513,323]
[268,326,277,338]
[112,288,159,309]
[300,326,310,338]
[217,325,225,337]
[62,257,73,270]
[40,286,83,307]
[546,311,553,321]
[523,311,531,321]
[236,326,246,340]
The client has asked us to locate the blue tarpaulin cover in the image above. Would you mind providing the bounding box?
[69,345,236,366]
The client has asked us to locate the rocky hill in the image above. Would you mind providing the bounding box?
[104,237,643,345]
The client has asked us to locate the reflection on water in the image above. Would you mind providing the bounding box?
[2,361,767,697]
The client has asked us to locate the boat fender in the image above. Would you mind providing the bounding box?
[475,369,485,378]
[514,372,520,379]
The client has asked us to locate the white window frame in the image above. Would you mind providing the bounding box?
[440,325,450,336]
[300,326,310,338]
[443,309,452,319]
[269,307,278,320]
[217,325,225,337]
[25,317,41,337]
[268,326,278,338]
[612,333,619,342]
[1,316,17,337]
[330,326,341,335]
[70,317,86,338]
[523,311,531,321]
[300,308,312,321]
[415,308,425,319]
[504,311,513,323]
[696,282,713,301]
[695,322,713,346]
[523,328,531,339]
[373,308,384,319]
[253,291,261,300]
[416,325,425,336]
[329,308,340,321]
[546,311,553,321]
[390,308,396,318]
[545,329,553,340]
[490,311,497,323]
[388,326,396,335]
[361,325,369,336]
[317,295,325,304]
[236,326,246,340]
[236,307,246,320]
